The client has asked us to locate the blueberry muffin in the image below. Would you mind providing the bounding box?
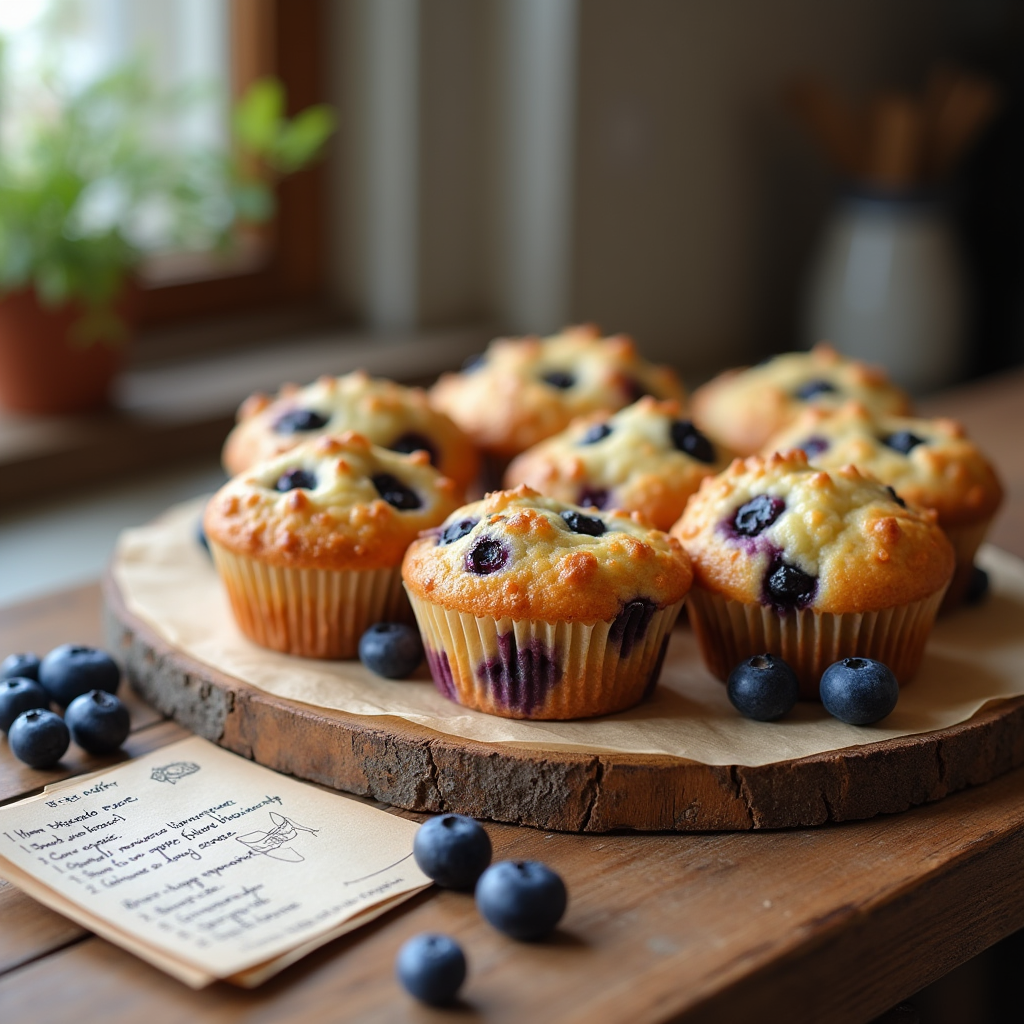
[762,402,1004,610]
[690,343,912,456]
[205,433,462,659]
[402,486,693,719]
[503,397,731,530]
[429,324,683,460]
[222,370,479,495]
[671,451,954,698]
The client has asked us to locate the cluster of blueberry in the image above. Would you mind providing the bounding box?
[398,813,567,1006]
[0,646,130,767]
[726,653,900,725]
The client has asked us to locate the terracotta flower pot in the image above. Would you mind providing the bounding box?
[0,287,135,415]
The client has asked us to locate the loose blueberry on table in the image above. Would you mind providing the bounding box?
[358,623,424,679]
[8,709,71,768]
[726,654,799,721]
[965,565,990,606]
[475,859,567,941]
[395,933,467,1006]
[0,677,50,733]
[1,652,41,681]
[38,645,120,708]
[65,691,131,754]
[413,814,493,890]
[819,657,899,725]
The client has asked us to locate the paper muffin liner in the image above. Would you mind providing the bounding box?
[407,591,684,720]
[210,544,410,659]
[686,585,948,701]
[940,518,994,613]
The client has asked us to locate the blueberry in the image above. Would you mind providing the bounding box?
[883,431,924,455]
[65,691,131,754]
[0,678,49,733]
[764,558,817,611]
[670,420,716,464]
[560,510,605,536]
[39,645,120,708]
[466,539,508,575]
[195,518,211,554]
[371,473,422,510]
[578,487,609,510]
[965,565,990,606]
[733,494,785,537]
[795,379,837,400]
[273,408,328,434]
[819,657,899,725]
[799,435,830,457]
[413,814,492,890]
[461,352,485,372]
[389,431,437,466]
[541,370,575,389]
[1,652,41,681]
[580,423,612,446]
[475,860,568,941]
[358,623,423,679]
[885,485,907,508]
[275,468,317,492]
[8,709,70,768]
[439,517,478,546]
[726,654,799,721]
[396,934,466,1006]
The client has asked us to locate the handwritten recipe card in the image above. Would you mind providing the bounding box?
[0,737,431,987]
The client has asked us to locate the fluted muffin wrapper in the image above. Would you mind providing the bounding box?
[210,544,410,659]
[941,518,994,612]
[407,591,684,720]
[687,585,948,701]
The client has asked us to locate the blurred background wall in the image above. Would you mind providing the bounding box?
[332,0,1023,379]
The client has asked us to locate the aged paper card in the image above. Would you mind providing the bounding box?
[0,736,431,987]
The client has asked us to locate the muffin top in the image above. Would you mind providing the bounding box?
[205,433,462,570]
[503,397,732,530]
[761,402,1004,529]
[402,485,692,622]
[222,370,479,493]
[690,343,912,456]
[671,451,954,613]
[429,324,684,458]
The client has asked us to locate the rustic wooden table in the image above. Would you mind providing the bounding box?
[1,370,1022,1024]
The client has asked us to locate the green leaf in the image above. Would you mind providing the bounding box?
[233,78,285,154]
[268,106,336,173]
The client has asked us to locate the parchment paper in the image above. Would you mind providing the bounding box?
[112,498,1024,768]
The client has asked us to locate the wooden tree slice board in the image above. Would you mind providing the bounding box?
[103,573,1024,833]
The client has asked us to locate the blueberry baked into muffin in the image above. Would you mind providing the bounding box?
[222,370,479,495]
[690,343,912,456]
[503,397,731,530]
[205,432,461,658]
[429,324,683,461]
[671,451,954,698]
[762,402,1004,610]
[402,486,693,719]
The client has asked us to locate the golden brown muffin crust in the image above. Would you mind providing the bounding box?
[429,325,684,458]
[205,433,462,570]
[671,451,954,613]
[402,485,692,622]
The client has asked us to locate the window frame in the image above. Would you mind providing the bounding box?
[136,0,330,328]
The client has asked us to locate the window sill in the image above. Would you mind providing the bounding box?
[0,317,491,509]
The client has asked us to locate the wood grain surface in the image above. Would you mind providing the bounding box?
[0,369,1021,1022]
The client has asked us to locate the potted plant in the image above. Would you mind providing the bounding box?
[0,62,334,415]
